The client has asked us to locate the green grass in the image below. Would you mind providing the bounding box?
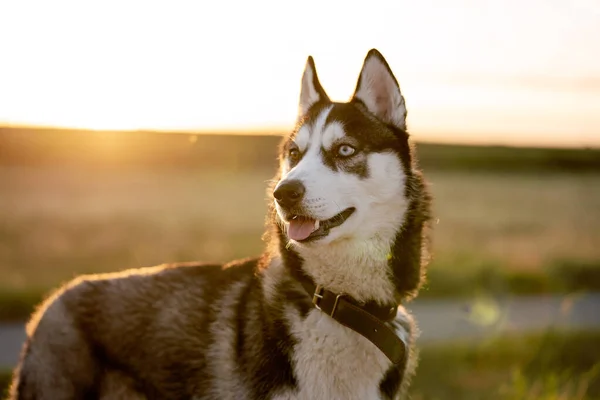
[2,331,599,399]
[422,259,600,299]
[0,369,11,400]
[410,331,600,400]
[0,165,599,320]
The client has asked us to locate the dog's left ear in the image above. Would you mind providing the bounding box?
[351,49,407,130]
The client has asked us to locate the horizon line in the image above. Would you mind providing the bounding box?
[1,122,598,151]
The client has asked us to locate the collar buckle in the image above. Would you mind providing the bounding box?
[312,284,344,317]
[312,285,324,310]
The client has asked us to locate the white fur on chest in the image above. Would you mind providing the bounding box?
[278,307,393,400]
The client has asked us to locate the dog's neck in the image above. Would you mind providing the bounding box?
[282,234,399,306]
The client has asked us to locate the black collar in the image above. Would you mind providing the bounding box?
[294,273,407,365]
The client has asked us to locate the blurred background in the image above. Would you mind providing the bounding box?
[1,0,599,398]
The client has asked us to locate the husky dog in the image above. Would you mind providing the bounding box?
[10,49,431,400]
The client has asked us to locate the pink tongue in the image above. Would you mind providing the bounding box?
[288,217,317,241]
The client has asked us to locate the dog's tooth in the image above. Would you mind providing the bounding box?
[314,220,320,230]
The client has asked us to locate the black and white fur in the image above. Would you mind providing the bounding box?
[10,49,431,400]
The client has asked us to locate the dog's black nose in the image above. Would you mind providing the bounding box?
[274,180,305,208]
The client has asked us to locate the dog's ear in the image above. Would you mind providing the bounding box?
[351,49,407,130]
[299,56,330,117]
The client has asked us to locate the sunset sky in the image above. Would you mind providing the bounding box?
[1,0,599,147]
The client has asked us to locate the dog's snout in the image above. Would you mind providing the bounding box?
[274,180,306,208]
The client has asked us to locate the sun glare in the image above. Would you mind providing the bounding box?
[0,0,599,146]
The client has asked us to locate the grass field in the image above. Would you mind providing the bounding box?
[2,331,599,399]
[0,162,599,320]
[409,330,600,400]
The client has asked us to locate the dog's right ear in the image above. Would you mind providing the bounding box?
[298,56,330,117]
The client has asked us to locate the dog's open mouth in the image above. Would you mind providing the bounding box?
[287,208,355,242]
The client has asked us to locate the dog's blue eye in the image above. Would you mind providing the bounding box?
[337,144,356,157]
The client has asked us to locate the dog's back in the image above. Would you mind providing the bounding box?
[10,259,282,399]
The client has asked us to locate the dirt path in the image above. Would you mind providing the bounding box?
[1,292,599,368]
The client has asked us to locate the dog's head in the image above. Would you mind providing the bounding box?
[273,49,414,248]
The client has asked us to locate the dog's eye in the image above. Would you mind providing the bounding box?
[337,144,356,158]
[289,148,300,162]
